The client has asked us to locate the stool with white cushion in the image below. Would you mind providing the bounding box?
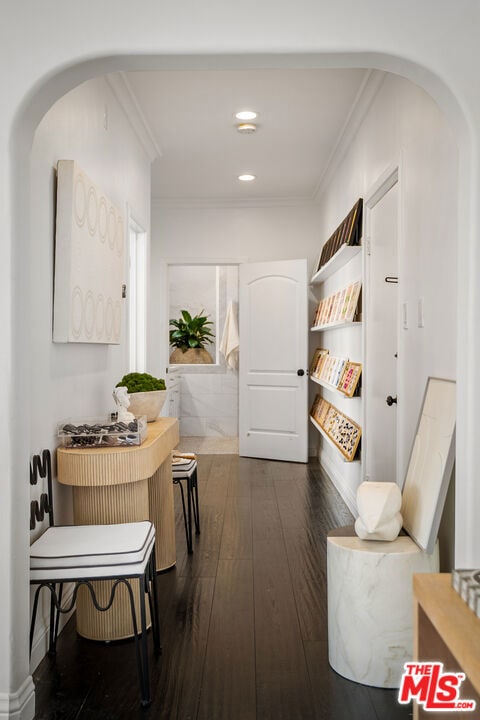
[172,453,200,554]
[29,450,161,707]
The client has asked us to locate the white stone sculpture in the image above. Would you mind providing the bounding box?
[112,386,135,423]
[354,481,403,541]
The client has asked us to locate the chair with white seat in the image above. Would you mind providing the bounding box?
[172,453,201,554]
[29,450,161,707]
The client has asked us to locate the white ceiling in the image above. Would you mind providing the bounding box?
[123,68,371,205]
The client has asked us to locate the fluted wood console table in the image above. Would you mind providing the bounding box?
[413,573,480,719]
[57,418,179,641]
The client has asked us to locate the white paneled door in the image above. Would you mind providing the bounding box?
[239,259,308,463]
[365,174,399,483]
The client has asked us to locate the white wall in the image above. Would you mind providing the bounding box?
[150,204,322,439]
[150,202,322,358]
[315,73,458,511]
[29,75,152,669]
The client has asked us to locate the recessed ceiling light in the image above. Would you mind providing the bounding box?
[238,173,256,182]
[235,110,257,121]
[237,123,257,134]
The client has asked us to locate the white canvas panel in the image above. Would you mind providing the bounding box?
[53,160,125,343]
[401,377,456,553]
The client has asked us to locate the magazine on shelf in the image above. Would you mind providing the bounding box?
[338,361,362,397]
[344,281,361,322]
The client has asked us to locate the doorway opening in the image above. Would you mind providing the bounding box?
[165,261,240,455]
[128,216,147,372]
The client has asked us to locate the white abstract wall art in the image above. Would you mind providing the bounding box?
[53,160,125,344]
[401,377,456,554]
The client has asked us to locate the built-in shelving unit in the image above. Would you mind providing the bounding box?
[311,320,362,332]
[309,415,361,463]
[311,244,362,284]
[309,198,363,466]
[310,374,359,398]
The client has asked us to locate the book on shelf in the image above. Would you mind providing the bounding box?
[315,198,364,273]
[333,358,347,387]
[324,295,335,324]
[344,280,362,322]
[323,356,336,384]
[343,201,358,246]
[334,288,346,323]
[310,347,329,376]
[338,361,362,397]
[330,291,341,324]
[315,352,329,377]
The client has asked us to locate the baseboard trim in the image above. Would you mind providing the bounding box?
[0,676,35,720]
[30,584,75,673]
[319,448,358,516]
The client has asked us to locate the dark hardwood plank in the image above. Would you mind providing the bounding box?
[147,574,215,719]
[252,489,316,717]
[369,686,413,720]
[33,454,410,720]
[197,558,256,720]
[178,454,232,578]
[304,640,379,720]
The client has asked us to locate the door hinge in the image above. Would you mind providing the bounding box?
[365,237,372,256]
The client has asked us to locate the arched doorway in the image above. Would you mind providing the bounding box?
[7,49,472,718]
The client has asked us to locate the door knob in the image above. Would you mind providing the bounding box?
[297,369,305,376]
[386,395,397,406]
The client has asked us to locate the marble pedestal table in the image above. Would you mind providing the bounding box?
[57,418,179,641]
[327,526,438,688]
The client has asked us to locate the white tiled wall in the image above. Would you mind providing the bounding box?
[167,264,239,438]
[179,371,238,437]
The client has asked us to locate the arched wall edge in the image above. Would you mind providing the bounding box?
[6,49,476,713]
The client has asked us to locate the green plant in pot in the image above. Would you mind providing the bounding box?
[115,372,167,422]
[169,309,215,364]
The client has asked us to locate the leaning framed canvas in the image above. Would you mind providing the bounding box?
[339,361,362,397]
[401,377,456,554]
[323,405,361,461]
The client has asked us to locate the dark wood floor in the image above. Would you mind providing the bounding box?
[33,455,412,719]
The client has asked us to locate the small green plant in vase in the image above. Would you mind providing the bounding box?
[115,372,167,422]
[169,310,215,364]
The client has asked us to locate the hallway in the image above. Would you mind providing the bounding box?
[33,455,411,719]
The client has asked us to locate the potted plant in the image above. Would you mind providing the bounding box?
[169,309,215,364]
[115,372,167,422]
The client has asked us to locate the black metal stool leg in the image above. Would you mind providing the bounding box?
[147,549,161,655]
[139,574,151,706]
[124,579,149,706]
[191,467,200,534]
[174,478,193,553]
[49,582,63,653]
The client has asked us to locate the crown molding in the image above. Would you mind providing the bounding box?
[105,72,162,163]
[151,194,315,210]
[313,69,386,203]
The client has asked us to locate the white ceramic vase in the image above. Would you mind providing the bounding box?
[127,389,167,422]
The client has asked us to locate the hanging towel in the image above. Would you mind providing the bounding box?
[220,301,239,370]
